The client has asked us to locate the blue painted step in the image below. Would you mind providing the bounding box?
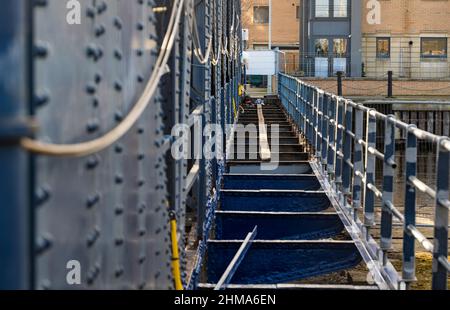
[223,174,321,190]
[215,211,344,240]
[227,162,313,174]
[207,240,362,285]
[220,189,331,212]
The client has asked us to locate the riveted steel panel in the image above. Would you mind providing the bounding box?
[33,0,172,290]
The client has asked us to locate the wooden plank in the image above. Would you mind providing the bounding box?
[257,105,271,161]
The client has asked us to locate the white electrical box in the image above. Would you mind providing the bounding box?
[242,50,276,75]
[242,29,249,41]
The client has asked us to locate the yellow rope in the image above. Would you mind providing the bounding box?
[170,213,183,290]
[233,98,238,118]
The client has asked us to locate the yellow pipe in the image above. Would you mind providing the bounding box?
[170,212,183,290]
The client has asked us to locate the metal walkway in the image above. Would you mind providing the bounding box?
[0,1,449,291]
[199,101,378,290]
[193,76,450,289]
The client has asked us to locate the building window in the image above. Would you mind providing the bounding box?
[296,6,301,19]
[315,0,349,18]
[315,39,329,57]
[421,38,448,58]
[315,0,329,18]
[253,6,269,24]
[376,38,391,58]
[333,38,347,57]
[333,0,348,18]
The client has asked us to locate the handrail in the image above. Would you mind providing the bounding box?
[279,72,450,290]
[20,0,185,157]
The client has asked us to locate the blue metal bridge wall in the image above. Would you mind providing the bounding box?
[0,0,242,290]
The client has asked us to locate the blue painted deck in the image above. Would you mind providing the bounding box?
[202,102,368,289]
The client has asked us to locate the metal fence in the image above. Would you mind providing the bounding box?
[281,51,450,79]
[279,73,450,290]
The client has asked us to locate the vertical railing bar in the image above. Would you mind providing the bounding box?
[316,92,324,160]
[342,102,353,197]
[352,109,364,222]
[364,110,377,237]
[321,94,329,167]
[312,90,319,153]
[380,116,396,266]
[335,99,345,187]
[432,137,449,290]
[327,97,336,177]
[402,125,418,288]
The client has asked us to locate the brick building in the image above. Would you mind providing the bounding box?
[241,0,301,74]
[362,0,450,79]
[243,0,450,79]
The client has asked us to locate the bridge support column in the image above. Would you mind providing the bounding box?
[0,0,32,289]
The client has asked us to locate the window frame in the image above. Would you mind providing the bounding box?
[314,0,349,19]
[376,37,391,59]
[315,0,330,18]
[333,0,348,18]
[253,6,269,24]
[420,37,448,59]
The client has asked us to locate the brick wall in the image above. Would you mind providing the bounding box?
[361,0,450,79]
[362,0,450,35]
[241,0,300,48]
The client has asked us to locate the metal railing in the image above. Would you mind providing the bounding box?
[279,73,450,290]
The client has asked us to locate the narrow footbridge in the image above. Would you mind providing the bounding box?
[198,100,373,290]
[193,76,450,291]
[0,1,449,291]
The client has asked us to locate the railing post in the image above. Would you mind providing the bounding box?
[312,89,319,153]
[380,116,396,264]
[352,109,364,221]
[432,138,450,290]
[316,92,324,159]
[327,97,337,177]
[364,110,377,233]
[335,99,345,189]
[342,103,353,199]
[309,88,315,145]
[306,87,312,143]
[387,71,393,98]
[300,83,305,132]
[321,95,329,167]
[296,81,301,129]
[337,71,343,96]
[402,126,418,287]
[288,78,298,124]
